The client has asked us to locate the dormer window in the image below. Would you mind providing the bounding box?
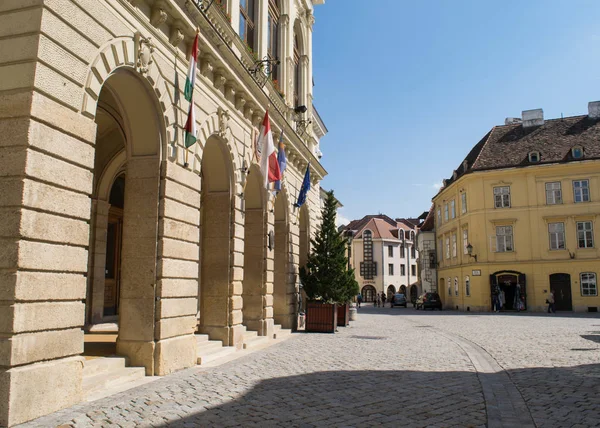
[572,146,584,159]
[528,151,540,163]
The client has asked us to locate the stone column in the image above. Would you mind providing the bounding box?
[154,161,200,375]
[116,157,160,376]
[88,199,110,324]
[242,208,267,334]
[230,190,245,348]
[263,205,275,338]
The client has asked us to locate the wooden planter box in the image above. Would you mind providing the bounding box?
[337,303,349,326]
[306,301,337,333]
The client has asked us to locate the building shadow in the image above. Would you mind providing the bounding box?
[150,364,600,428]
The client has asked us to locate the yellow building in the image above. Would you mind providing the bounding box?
[434,106,600,312]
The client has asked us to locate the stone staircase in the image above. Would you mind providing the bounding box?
[272,324,292,340]
[82,357,154,402]
[242,329,270,350]
[196,334,237,365]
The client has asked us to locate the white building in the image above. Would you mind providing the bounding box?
[342,215,420,303]
[416,207,437,293]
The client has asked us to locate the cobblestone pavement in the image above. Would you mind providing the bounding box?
[20,307,600,428]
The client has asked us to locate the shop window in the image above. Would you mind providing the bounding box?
[577,221,594,248]
[573,180,590,203]
[545,182,562,205]
[581,273,597,296]
[494,186,511,208]
[548,222,565,250]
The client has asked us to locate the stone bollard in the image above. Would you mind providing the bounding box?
[349,304,358,321]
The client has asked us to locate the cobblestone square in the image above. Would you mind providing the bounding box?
[21,308,600,428]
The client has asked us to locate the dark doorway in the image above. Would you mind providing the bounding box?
[492,273,526,311]
[362,285,376,303]
[410,285,418,304]
[550,273,573,311]
[104,175,125,317]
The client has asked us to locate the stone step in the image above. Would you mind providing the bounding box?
[197,340,224,354]
[242,330,258,340]
[85,375,157,403]
[195,334,210,344]
[86,323,119,334]
[83,366,146,399]
[243,334,270,350]
[273,326,292,340]
[83,356,126,377]
[197,346,237,365]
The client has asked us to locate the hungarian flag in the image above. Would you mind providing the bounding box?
[184,32,199,102]
[184,95,196,148]
[257,111,281,189]
[274,130,286,192]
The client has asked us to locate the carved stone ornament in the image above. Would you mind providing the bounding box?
[217,107,230,138]
[306,10,315,26]
[170,24,185,46]
[151,4,168,27]
[235,94,247,111]
[213,68,226,90]
[135,33,155,75]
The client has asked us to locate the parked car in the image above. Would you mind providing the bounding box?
[415,292,442,310]
[391,293,407,308]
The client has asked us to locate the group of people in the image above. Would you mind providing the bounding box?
[492,283,526,312]
[356,292,389,308]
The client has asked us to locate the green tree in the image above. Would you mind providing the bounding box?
[299,190,359,303]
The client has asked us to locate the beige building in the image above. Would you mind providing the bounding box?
[342,215,420,303]
[0,0,328,425]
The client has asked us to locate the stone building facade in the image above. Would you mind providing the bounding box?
[416,207,437,294]
[342,215,420,303]
[0,0,327,425]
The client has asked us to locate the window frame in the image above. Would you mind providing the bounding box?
[461,192,467,214]
[572,146,584,159]
[545,182,562,205]
[463,229,469,255]
[388,263,394,276]
[388,245,393,258]
[400,264,406,276]
[577,221,594,249]
[411,264,416,276]
[267,0,280,82]
[495,225,514,252]
[448,278,451,296]
[528,151,540,163]
[450,200,456,219]
[239,0,256,50]
[465,276,470,297]
[437,208,442,225]
[494,186,511,209]
[444,204,449,221]
[451,234,457,258]
[548,222,565,250]
[581,272,598,296]
[573,179,590,203]
[445,237,450,259]
[454,277,458,296]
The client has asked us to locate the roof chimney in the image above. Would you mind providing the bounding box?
[588,101,600,119]
[522,108,544,128]
[504,117,522,125]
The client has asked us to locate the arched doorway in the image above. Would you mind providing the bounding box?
[399,285,407,295]
[199,135,234,343]
[410,284,418,304]
[549,273,572,311]
[273,190,293,329]
[242,164,268,335]
[386,285,396,300]
[361,285,376,303]
[86,69,162,371]
[490,271,527,311]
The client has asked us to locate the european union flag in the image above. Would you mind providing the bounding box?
[294,163,310,208]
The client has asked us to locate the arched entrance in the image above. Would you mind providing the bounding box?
[410,284,418,304]
[199,135,234,343]
[361,285,376,303]
[490,271,527,311]
[549,273,572,311]
[273,190,293,329]
[386,285,396,300]
[399,285,407,295]
[86,68,162,372]
[242,164,268,335]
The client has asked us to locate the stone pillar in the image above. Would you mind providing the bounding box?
[242,208,267,334]
[88,199,110,324]
[116,157,160,376]
[154,162,200,375]
[0,91,96,425]
[263,206,275,338]
[229,192,245,348]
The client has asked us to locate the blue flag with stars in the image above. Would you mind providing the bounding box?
[295,163,310,208]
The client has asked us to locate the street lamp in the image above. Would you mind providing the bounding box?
[466,243,478,262]
[345,230,354,270]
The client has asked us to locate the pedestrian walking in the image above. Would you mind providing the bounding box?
[547,290,556,313]
[381,292,387,308]
[357,293,362,308]
[375,294,380,307]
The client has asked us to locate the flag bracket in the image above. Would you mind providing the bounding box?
[248,57,280,88]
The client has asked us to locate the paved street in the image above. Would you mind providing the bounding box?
[21,307,600,428]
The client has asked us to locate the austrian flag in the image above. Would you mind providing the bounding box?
[257,111,281,189]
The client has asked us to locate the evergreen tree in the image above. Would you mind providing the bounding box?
[299,190,359,303]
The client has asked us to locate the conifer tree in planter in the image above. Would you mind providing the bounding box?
[299,190,359,332]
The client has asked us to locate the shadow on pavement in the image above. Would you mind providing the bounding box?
[155,364,600,428]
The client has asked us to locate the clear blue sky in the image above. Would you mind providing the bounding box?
[312,0,600,225]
